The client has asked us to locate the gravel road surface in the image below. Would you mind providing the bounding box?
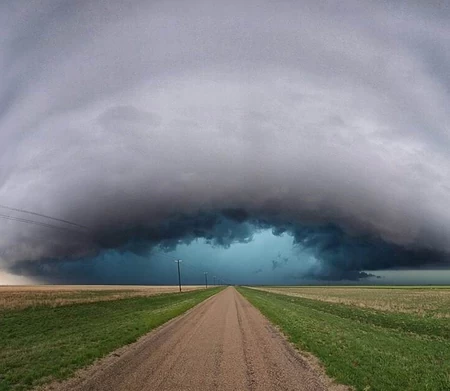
[46,287,337,391]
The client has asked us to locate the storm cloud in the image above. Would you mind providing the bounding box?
[0,0,450,282]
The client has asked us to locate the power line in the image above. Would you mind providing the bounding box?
[0,204,88,229]
[150,250,230,286]
[0,213,88,234]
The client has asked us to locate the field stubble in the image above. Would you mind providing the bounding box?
[254,286,450,318]
[0,285,204,310]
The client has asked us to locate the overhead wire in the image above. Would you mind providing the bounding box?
[149,250,230,285]
[0,213,88,235]
[0,204,88,229]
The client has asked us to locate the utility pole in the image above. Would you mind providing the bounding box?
[174,260,182,292]
[213,276,216,286]
[204,272,208,288]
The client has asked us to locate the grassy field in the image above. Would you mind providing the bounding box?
[238,286,450,391]
[0,286,222,391]
[0,285,204,310]
[253,286,450,318]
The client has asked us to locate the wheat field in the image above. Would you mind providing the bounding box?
[0,285,204,310]
[253,286,450,317]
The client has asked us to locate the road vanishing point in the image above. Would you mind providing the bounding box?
[48,287,331,391]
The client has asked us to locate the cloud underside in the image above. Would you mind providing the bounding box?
[0,0,449,281]
[6,210,448,282]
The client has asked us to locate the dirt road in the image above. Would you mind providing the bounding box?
[48,287,336,391]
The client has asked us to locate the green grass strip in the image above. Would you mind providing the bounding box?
[238,287,450,391]
[0,287,223,391]
[258,290,450,339]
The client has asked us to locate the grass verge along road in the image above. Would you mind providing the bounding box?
[0,287,222,391]
[238,287,450,391]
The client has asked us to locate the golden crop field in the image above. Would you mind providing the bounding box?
[0,285,204,310]
[253,286,450,318]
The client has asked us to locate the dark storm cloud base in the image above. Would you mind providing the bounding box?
[9,209,447,283]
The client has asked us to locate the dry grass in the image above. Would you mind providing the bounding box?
[0,285,204,310]
[253,286,450,318]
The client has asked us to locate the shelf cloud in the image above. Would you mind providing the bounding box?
[1,0,449,282]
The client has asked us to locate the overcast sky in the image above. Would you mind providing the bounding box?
[0,0,449,284]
